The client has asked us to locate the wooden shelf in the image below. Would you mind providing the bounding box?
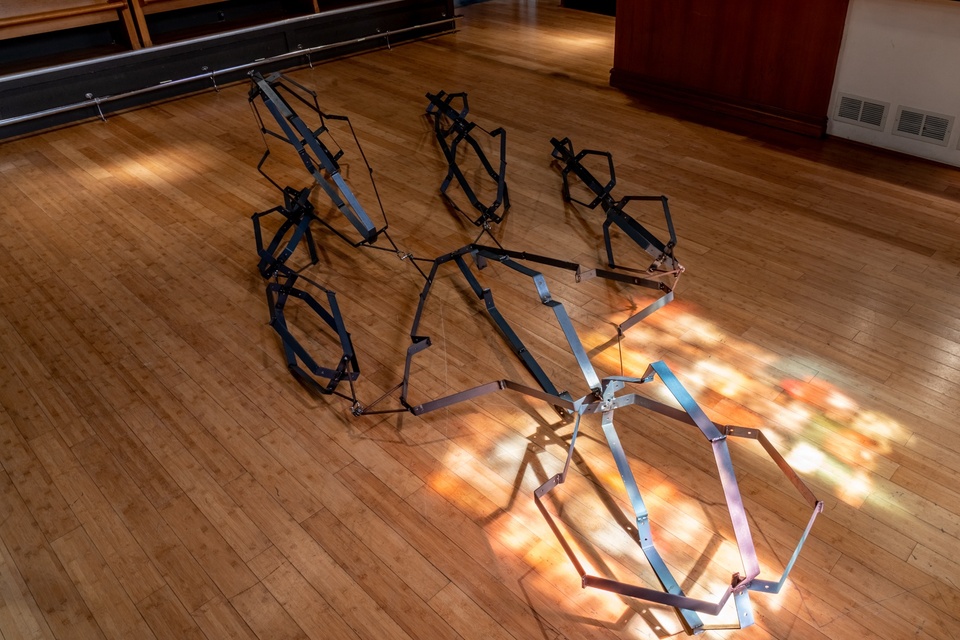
[0,0,140,75]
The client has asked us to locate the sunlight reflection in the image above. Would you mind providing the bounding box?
[497,516,539,554]
[826,390,856,411]
[845,472,873,500]
[426,285,910,636]
[693,360,750,398]
[541,32,611,53]
[584,297,905,510]
[851,410,903,442]
[785,442,827,474]
[426,469,460,498]
[777,402,813,430]
[766,588,788,613]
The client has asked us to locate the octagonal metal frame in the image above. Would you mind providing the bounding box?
[426,90,510,227]
[265,268,360,399]
[368,243,684,418]
[395,243,587,417]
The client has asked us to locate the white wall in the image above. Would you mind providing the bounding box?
[829,0,960,166]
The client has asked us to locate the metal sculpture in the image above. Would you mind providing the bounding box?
[426,90,510,227]
[356,243,674,416]
[252,186,318,278]
[249,69,417,402]
[353,239,821,633]
[534,363,823,634]
[396,244,587,416]
[265,267,361,400]
[242,78,821,636]
[551,137,684,334]
[249,70,387,247]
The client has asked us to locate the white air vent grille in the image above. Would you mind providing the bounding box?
[893,106,954,146]
[834,93,888,131]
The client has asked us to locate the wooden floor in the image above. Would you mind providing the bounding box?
[2,2,960,638]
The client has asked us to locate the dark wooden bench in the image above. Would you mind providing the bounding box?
[0,0,140,48]
[129,0,320,47]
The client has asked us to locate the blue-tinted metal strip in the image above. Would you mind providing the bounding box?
[651,361,760,580]
[546,300,601,392]
[250,72,378,243]
[750,501,823,594]
[711,439,761,579]
[596,384,704,631]
[488,253,601,392]
[617,289,675,335]
[649,361,724,441]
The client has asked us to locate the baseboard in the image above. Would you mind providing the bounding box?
[610,68,828,139]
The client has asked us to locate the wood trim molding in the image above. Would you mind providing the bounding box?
[610,68,828,139]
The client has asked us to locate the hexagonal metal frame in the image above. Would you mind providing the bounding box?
[534,362,823,635]
[426,90,510,227]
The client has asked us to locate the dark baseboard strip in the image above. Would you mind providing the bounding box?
[0,0,454,140]
[610,68,827,139]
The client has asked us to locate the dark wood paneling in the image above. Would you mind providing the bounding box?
[611,0,849,137]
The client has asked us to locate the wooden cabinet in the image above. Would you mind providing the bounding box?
[610,0,850,137]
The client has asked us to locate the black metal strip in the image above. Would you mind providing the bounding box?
[426,90,509,227]
[249,70,385,246]
[264,270,360,398]
[251,186,319,278]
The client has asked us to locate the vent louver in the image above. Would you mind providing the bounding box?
[838,96,862,121]
[896,110,923,136]
[860,102,885,127]
[893,107,953,146]
[834,93,888,131]
[922,115,950,141]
